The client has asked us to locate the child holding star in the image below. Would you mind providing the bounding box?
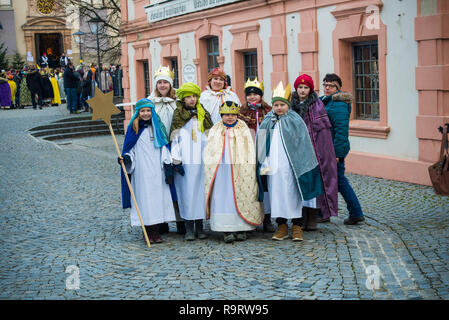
[118,98,176,244]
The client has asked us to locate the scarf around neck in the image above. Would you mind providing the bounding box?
[291,91,318,119]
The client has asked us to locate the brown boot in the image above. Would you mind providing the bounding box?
[292,225,303,241]
[305,208,319,231]
[272,223,288,241]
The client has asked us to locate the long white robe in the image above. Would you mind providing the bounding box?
[209,129,255,232]
[264,122,303,219]
[171,117,207,221]
[199,87,241,124]
[148,94,177,135]
[124,126,176,226]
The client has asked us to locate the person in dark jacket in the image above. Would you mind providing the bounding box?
[26,66,44,109]
[41,72,54,106]
[291,74,338,231]
[59,53,69,68]
[13,70,22,109]
[63,62,80,114]
[320,73,365,225]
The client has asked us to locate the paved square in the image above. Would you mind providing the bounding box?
[0,107,448,300]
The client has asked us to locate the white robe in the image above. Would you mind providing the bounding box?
[171,117,207,221]
[209,129,255,232]
[263,122,303,219]
[125,126,176,226]
[199,87,241,124]
[148,94,177,135]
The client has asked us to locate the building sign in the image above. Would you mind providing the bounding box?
[145,0,243,23]
[182,64,196,83]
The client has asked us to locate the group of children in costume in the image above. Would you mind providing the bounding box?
[119,66,342,244]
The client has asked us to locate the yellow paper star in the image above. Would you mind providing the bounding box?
[87,87,121,125]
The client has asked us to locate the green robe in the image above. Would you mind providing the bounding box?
[19,77,32,106]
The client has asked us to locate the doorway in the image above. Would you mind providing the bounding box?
[35,33,64,68]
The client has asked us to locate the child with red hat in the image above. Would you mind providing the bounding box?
[291,74,338,230]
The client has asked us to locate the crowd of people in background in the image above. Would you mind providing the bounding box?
[0,55,123,112]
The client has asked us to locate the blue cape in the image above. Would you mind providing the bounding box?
[120,111,170,209]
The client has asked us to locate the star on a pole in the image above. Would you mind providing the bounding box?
[87,87,121,125]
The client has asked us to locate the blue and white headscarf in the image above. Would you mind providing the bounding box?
[128,98,169,148]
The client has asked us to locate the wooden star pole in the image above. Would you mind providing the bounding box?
[87,87,151,248]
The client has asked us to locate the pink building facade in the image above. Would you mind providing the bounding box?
[120,0,449,186]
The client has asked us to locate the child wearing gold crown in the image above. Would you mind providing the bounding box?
[148,66,178,134]
[238,78,272,136]
[238,78,274,233]
[256,82,323,242]
[203,100,264,243]
[148,65,185,235]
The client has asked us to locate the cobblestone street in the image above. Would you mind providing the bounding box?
[0,107,448,300]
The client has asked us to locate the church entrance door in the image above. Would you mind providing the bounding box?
[35,33,64,68]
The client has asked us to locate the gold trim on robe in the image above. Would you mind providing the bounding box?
[204,119,264,226]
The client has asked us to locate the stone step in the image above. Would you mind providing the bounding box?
[29,112,125,141]
[41,129,114,141]
[52,112,124,123]
[31,124,113,137]
[30,115,124,131]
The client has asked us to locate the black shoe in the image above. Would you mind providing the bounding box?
[344,216,365,225]
[176,221,186,235]
[263,214,275,233]
[235,231,247,241]
[195,220,208,239]
[184,221,195,241]
[224,232,235,243]
[317,217,330,223]
[158,222,169,234]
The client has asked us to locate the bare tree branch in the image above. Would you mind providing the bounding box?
[59,0,122,63]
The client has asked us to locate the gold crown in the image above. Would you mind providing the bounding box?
[244,77,264,93]
[219,100,240,115]
[272,81,292,102]
[153,65,174,80]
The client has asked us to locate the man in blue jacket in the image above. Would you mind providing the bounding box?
[320,73,365,225]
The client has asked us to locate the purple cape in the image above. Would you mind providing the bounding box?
[295,93,338,218]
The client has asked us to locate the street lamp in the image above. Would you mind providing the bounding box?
[72,30,86,63]
[88,17,103,92]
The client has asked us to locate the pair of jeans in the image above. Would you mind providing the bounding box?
[337,160,364,218]
[80,94,89,108]
[66,88,78,112]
